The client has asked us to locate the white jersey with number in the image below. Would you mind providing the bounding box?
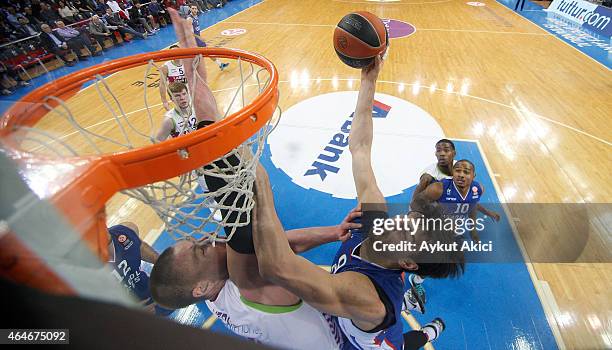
[206,280,343,349]
[419,161,455,181]
[164,60,186,83]
[164,108,197,138]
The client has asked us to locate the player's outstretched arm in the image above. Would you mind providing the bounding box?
[252,164,386,328]
[285,207,361,253]
[155,118,174,142]
[159,65,171,111]
[349,56,385,208]
[168,8,220,122]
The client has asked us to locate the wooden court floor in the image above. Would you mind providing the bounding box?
[12,0,611,349]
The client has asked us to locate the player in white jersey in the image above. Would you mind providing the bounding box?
[151,204,358,348]
[160,44,187,111]
[155,81,196,141]
[151,11,346,348]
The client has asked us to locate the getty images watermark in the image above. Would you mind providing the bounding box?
[370,215,493,253]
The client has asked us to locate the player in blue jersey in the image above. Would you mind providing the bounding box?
[108,222,173,316]
[407,138,456,312]
[251,55,465,349]
[407,159,501,313]
[415,159,501,242]
[187,5,229,71]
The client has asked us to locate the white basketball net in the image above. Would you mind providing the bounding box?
[3,53,280,244]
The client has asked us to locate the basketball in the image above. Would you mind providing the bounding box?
[333,11,389,68]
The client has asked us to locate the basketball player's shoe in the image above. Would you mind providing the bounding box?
[421,318,445,343]
[219,62,229,71]
[402,288,424,314]
[408,274,426,313]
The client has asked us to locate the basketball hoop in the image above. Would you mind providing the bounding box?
[0,48,280,294]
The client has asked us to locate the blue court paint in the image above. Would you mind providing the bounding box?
[0,0,262,115]
[497,0,612,69]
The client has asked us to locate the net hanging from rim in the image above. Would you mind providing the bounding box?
[0,47,280,273]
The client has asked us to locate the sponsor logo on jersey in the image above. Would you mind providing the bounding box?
[267,92,444,199]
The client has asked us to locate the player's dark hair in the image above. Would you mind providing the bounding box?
[406,197,465,279]
[150,247,199,309]
[453,159,475,173]
[169,44,180,49]
[435,139,455,150]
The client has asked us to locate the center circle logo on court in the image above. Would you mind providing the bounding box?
[267,92,445,199]
[382,19,416,39]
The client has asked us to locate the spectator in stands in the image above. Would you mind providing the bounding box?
[22,7,43,29]
[57,1,80,23]
[38,23,78,65]
[163,0,179,11]
[1,63,31,96]
[54,20,100,57]
[14,17,40,38]
[106,0,127,17]
[103,7,147,40]
[2,6,22,29]
[72,0,95,18]
[128,1,158,35]
[148,0,169,27]
[89,14,121,48]
[0,18,18,43]
[39,2,62,25]
[176,0,191,17]
[30,0,43,20]
[93,0,108,15]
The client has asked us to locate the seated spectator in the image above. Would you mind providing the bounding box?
[57,1,82,23]
[22,6,43,29]
[39,2,62,25]
[72,0,95,18]
[128,1,157,34]
[163,0,180,11]
[93,0,108,16]
[54,20,100,57]
[89,14,121,48]
[0,62,31,96]
[104,7,147,40]
[38,23,78,65]
[106,0,128,18]
[0,18,18,43]
[2,6,22,29]
[15,17,40,38]
[176,0,191,17]
[149,0,169,27]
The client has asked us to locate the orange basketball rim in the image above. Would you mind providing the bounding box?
[0,48,279,294]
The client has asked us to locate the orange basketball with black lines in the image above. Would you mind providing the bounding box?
[333,11,388,68]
